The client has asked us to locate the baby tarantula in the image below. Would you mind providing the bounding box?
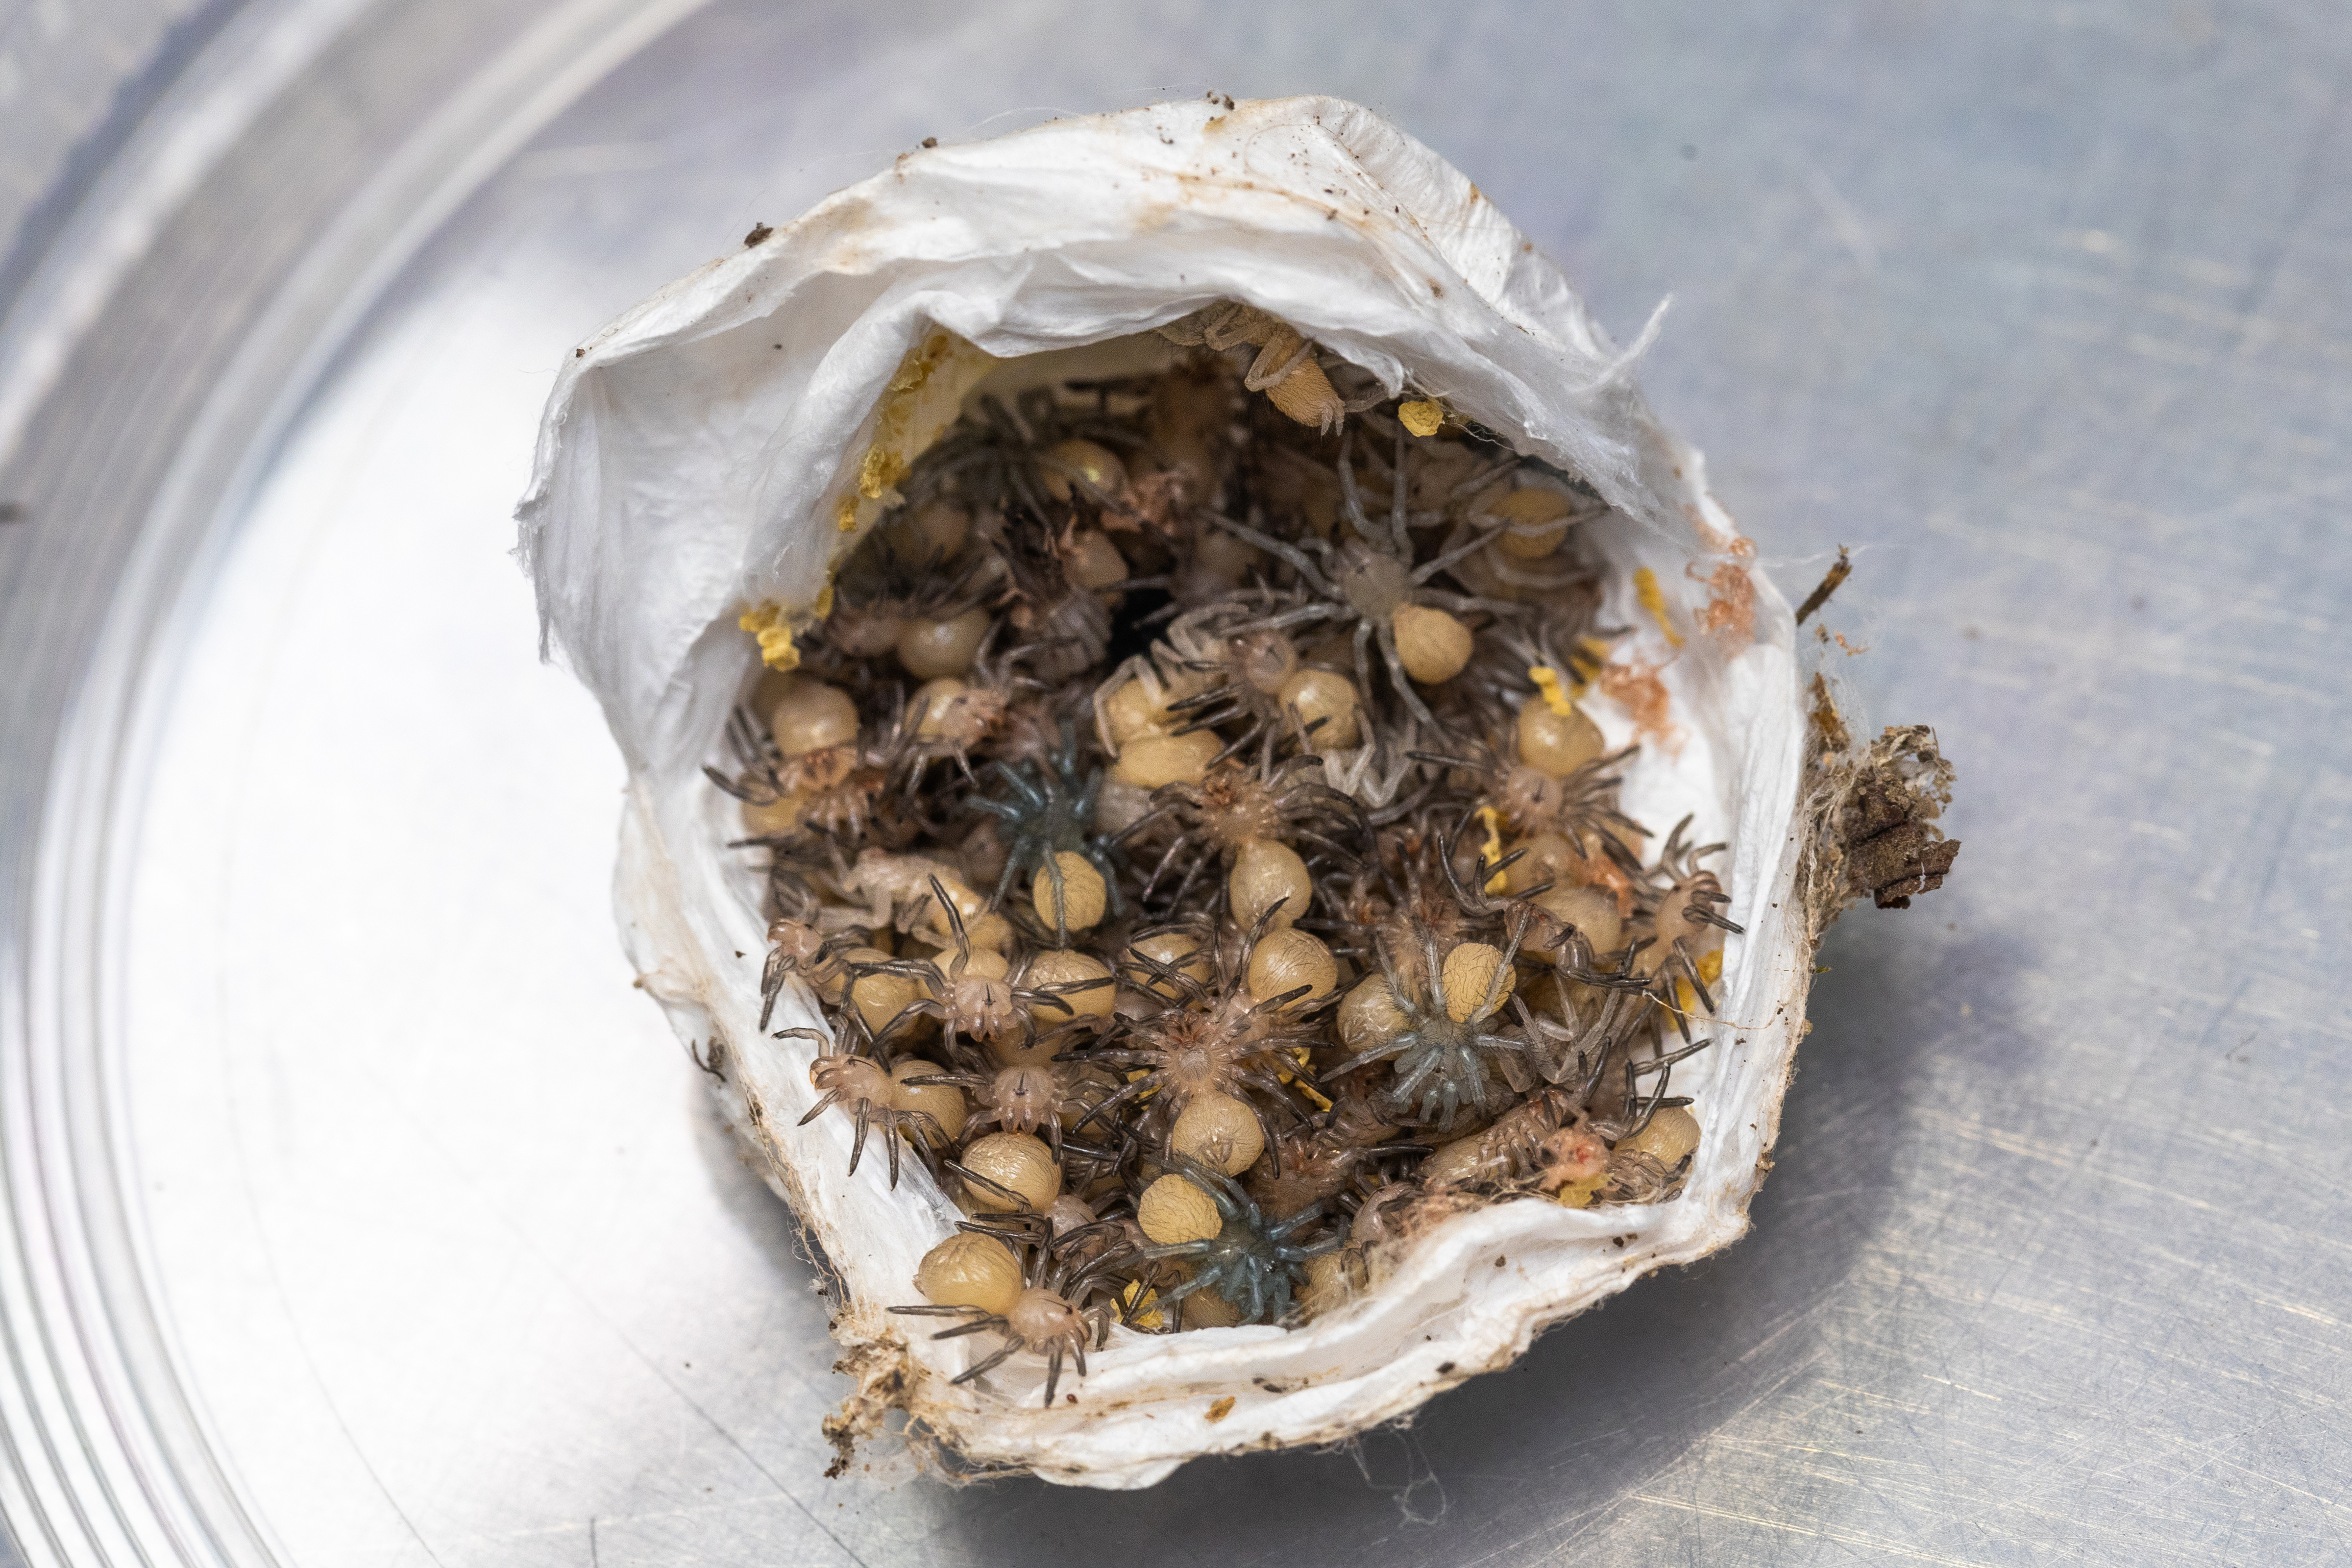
[1208,426,1523,733]
[969,718,1124,940]
[709,696,917,854]
[1323,907,1541,1130]
[1118,747,1364,908]
[890,1217,1125,1406]
[1631,814,1744,1038]
[779,1016,941,1190]
[1136,1158,1338,1325]
[839,879,1024,1059]
[1493,742,1643,848]
[755,915,871,1031]
[1147,602,1362,757]
[900,624,1044,781]
[704,704,815,811]
[1078,911,1325,1146]
[817,528,993,662]
[1409,663,1644,853]
[996,497,1116,686]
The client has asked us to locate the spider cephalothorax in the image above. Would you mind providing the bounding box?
[1492,744,1642,845]
[963,1064,1087,1150]
[902,1021,1103,1154]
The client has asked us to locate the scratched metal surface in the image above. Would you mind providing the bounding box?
[2,1,2348,1564]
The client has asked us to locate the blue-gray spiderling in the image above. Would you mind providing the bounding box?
[1321,907,1539,1130]
[1135,1157,1338,1326]
[969,717,1124,941]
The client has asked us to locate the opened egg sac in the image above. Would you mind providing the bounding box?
[517,95,1956,1489]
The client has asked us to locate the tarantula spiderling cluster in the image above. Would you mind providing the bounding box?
[706,323,1753,1406]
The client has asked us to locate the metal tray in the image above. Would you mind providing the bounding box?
[2,2,2345,1563]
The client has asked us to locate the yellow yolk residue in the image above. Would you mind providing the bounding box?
[1476,805,1507,893]
[1634,567,1685,649]
[738,603,800,670]
[1527,664,1573,716]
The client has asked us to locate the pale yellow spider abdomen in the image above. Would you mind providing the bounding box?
[1170,1093,1266,1176]
[915,1231,1022,1315]
[961,1132,1062,1213]
[1391,604,1474,683]
[1031,851,1109,933]
[1138,1174,1222,1245]
[1229,836,1312,930]
[1246,927,1337,1005]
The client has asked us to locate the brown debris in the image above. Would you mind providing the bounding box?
[1797,689,1960,932]
[1846,772,1962,908]
[1794,547,1852,625]
[823,1337,913,1478]
[1808,670,1851,757]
